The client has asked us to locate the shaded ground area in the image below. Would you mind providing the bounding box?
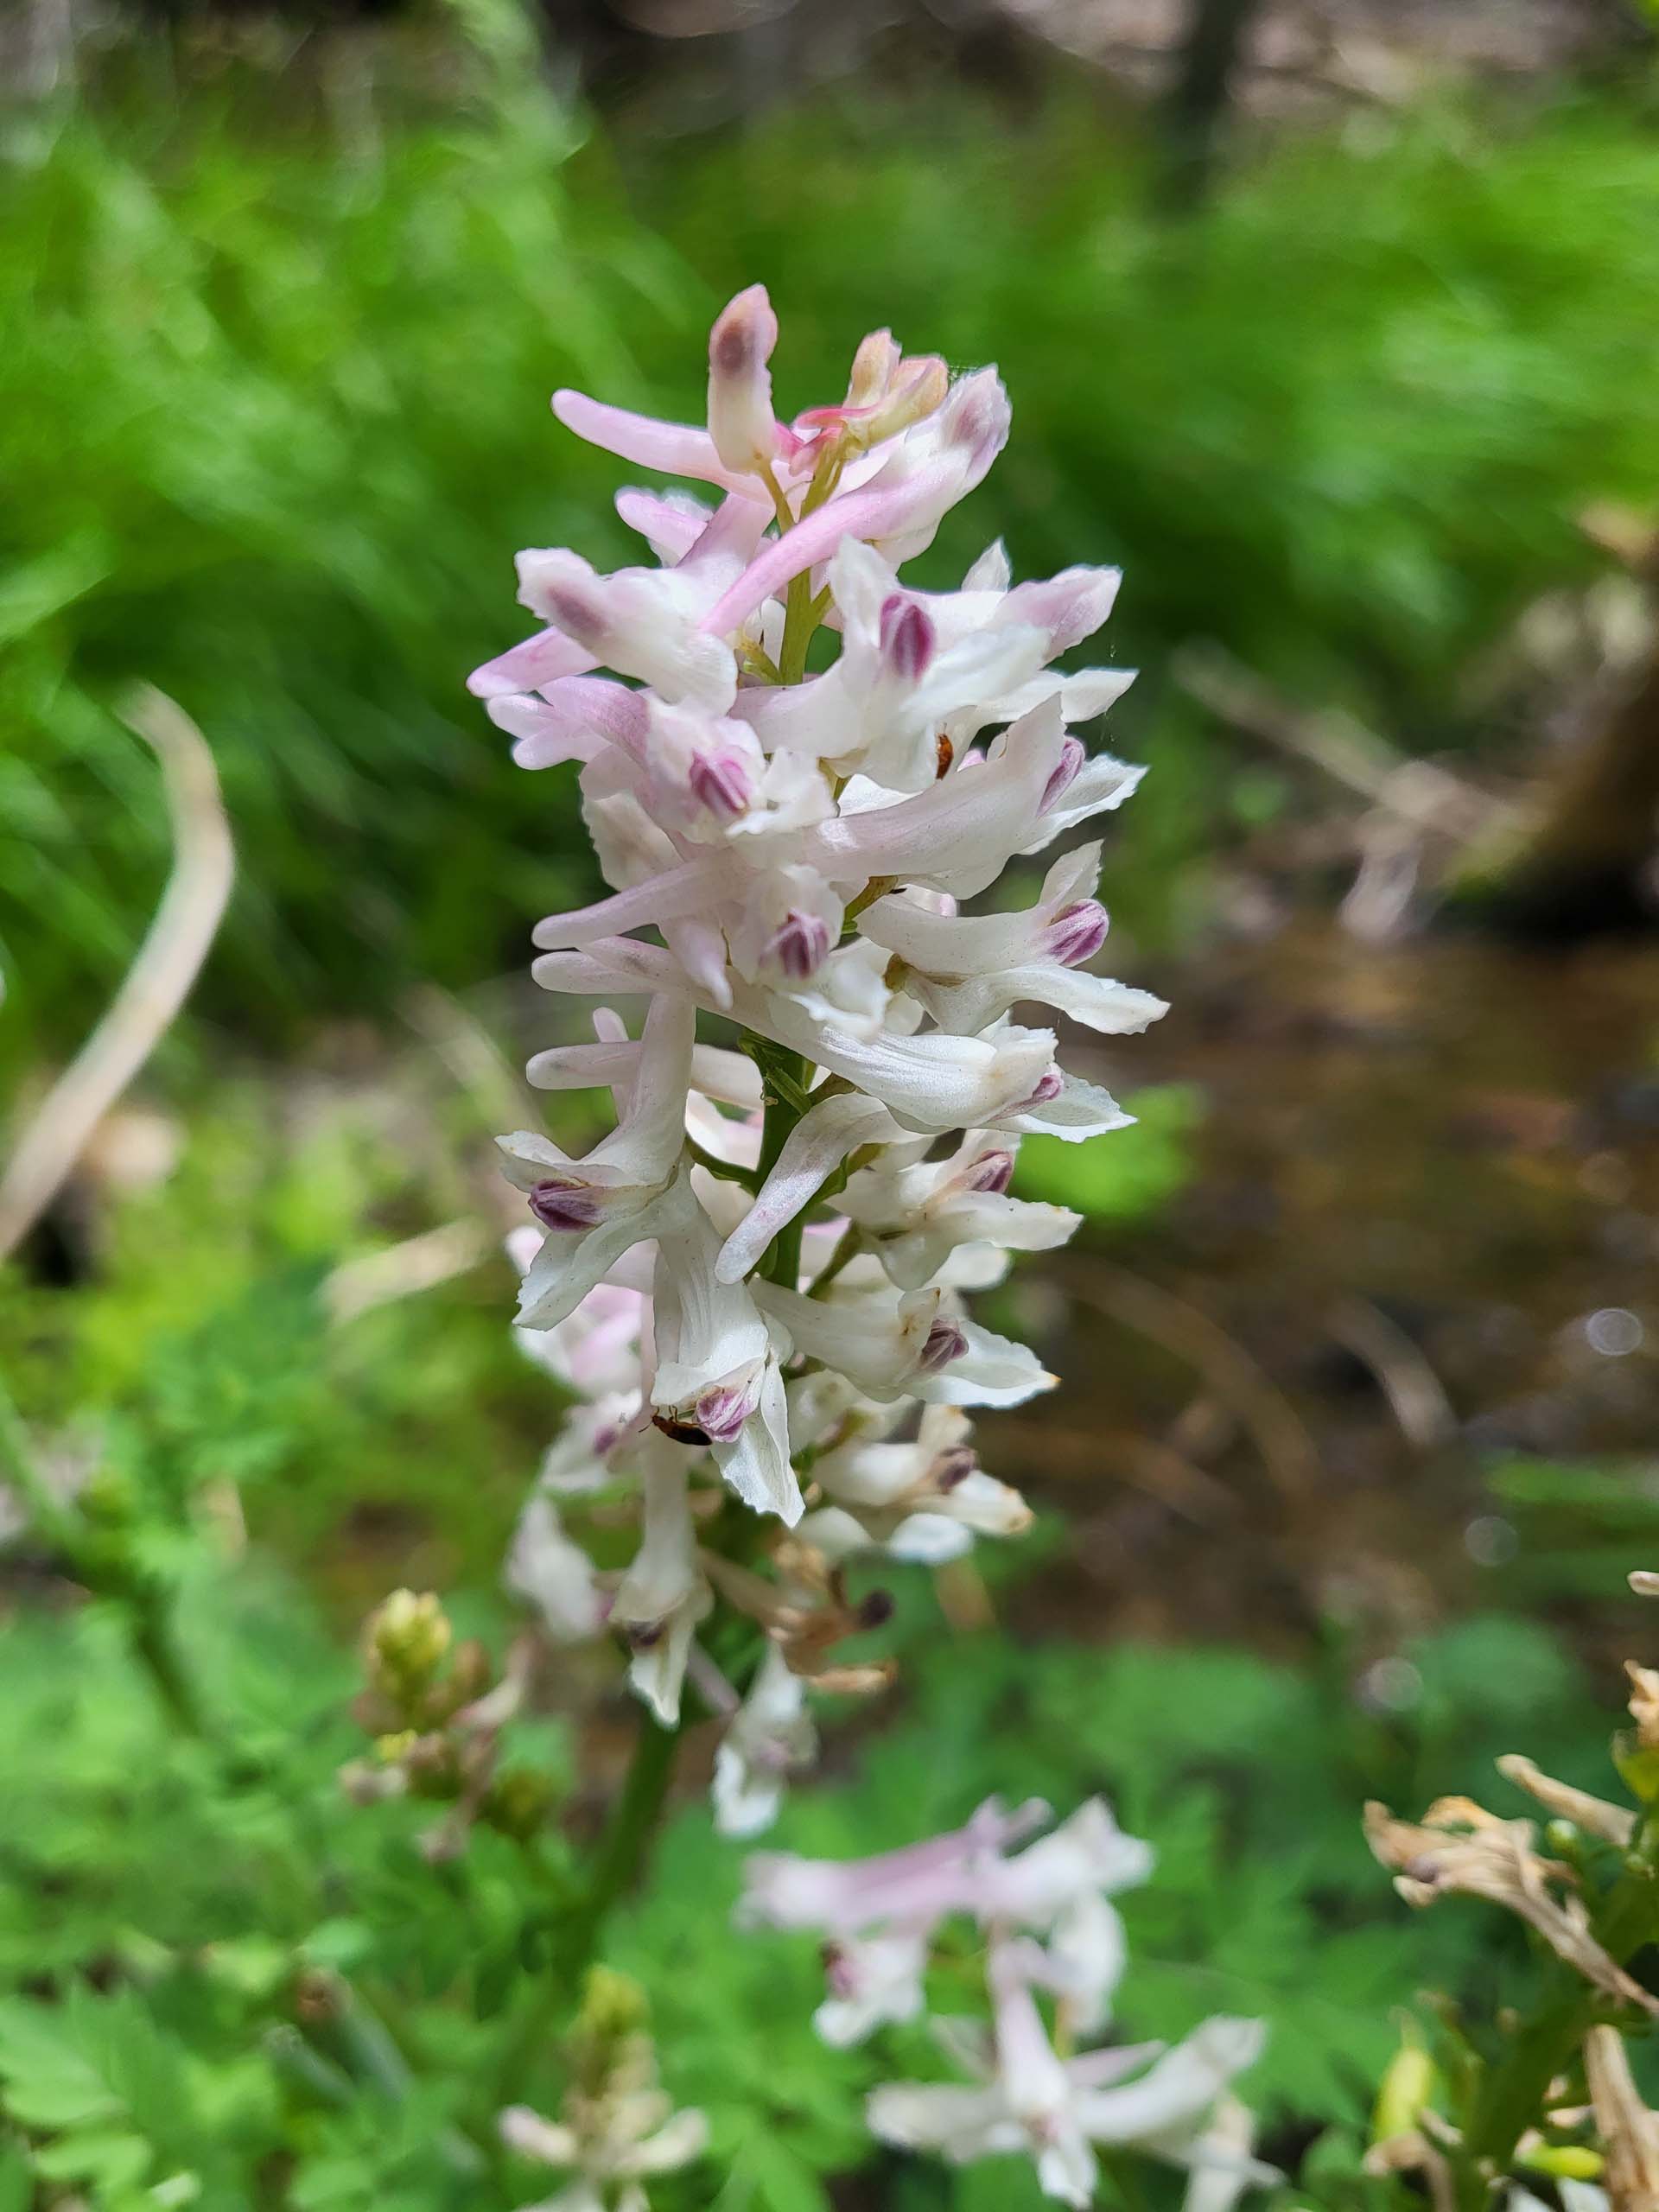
[990,919,1659,1664]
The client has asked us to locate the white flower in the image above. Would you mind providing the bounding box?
[838,1130,1079,1291]
[815,1930,931,2047]
[609,1443,713,1727]
[651,1193,801,1525]
[537,1395,637,1497]
[805,1403,1031,1563]
[512,548,738,713]
[505,1261,645,1402]
[753,1281,1054,1409]
[498,995,694,1331]
[499,2047,708,2212]
[859,843,1168,1039]
[480,486,770,706]
[737,538,1051,791]
[739,1796,1050,1937]
[711,1644,817,1839]
[531,939,1061,1139]
[868,1941,1268,2209]
[505,1496,607,1643]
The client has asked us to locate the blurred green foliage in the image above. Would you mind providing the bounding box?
[1014,1082,1204,1222]
[0,33,681,1079]
[9,22,1659,2206]
[664,85,1659,715]
[0,1412,1622,2209]
[0,1077,1642,2207]
[8,42,1659,1072]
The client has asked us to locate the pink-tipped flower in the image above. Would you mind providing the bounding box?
[688,747,755,823]
[709,285,782,478]
[529,1179,607,1233]
[514,547,737,709]
[931,1441,980,1491]
[768,909,834,981]
[835,1131,1077,1294]
[856,843,1165,1041]
[962,1149,1016,1195]
[496,995,695,1331]
[879,594,936,683]
[919,1318,969,1374]
[1044,900,1110,969]
[1040,735,1086,814]
[796,330,950,456]
[696,1376,761,1445]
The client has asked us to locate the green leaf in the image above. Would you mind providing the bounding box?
[0,1997,130,2133]
[33,2126,153,2190]
[1014,1086,1202,1224]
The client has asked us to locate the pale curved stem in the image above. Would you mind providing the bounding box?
[0,685,234,1260]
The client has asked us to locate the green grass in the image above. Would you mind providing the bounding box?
[7,43,1659,1076]
[0,30,689,1078]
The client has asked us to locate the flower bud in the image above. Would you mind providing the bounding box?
[961,1150,1015,1195]
[486,1765,555,1843]
[1370,2038,1435,2145]
[366,1589,452,1700]
[1521,2146,1605,2182]
[402,1731,460,1797]
[878,594,935,683]
[688,747,754,823]
[919,1318,969,1374]
[845,329,899,411]
[864,355,949,445]
[708,285,779,477]
[766,909,833,981]
[795,337,950,455]
[1044,900,1109,969]
[1040,736,1086,815]
[530,1178,605,1232]
[569,1965,654,2101]
[696,1377,760,1444]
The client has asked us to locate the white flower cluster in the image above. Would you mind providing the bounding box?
[499,1968,708,2212]
[480,286,1165,1828]
[740,1797,1271,2207]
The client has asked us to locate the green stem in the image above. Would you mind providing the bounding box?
[562,1713,683,1974]
[752,1045,813,1287]
[129,1599,210,1741]
[495,1709,684,2104]
[1464,1981,1593,2185]
[689,1139,760,1192]
[1462,1849,1659,2190]
[778,569,815,686]
[760,1061,814,1292]
[760,455,839,686]
[807,1220,861,1298]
